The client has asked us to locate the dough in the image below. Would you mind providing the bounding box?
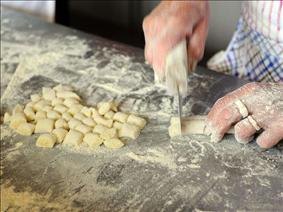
[68,104,83,115]
[234,99,248,118]
[119,123,140,139]
[113,121,123,130]
[104,110,115,119]
[55,118,69,129]
[53,104,68,114]
[30,94,41,102]
[42,89,56,101]
[100,128,117,140]
[34,118,54,133]
[9,112,26,129]
[113,112,128,123]
[41,105,53,112]
[63,98,80,108]
[57,91,81,100]
[35,111,47,120]
[36,133,56,148]
[83,133,103,148]
[68,118,82,129]
[93,124,109,134]
[98,102,112,115]
[93,115,113,128]
[81,107,92,117]
[33,100,50,111]
[91,107,99,117]
[74,112,86,121]
[3,112,11,123]
[23,106,35,121]
[127,114,146,128]
[53,84,73,92]
[75,123,92,134]
[104,138,124,149]
[62,112,73,121]
[46,110,61,120]
[82,117,95,127]
[12,104,24,114]
[52,128,68,143]
[51,98,64,106]
[63,130,83,146]
[16,123,35,136]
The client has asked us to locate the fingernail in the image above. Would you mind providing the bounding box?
[210,133,222,143]
[235,135,254,144]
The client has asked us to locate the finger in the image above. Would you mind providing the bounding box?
[144,43,153,64]
[209,105,243,142]
[234,118,256,144]
[188,15,209,70]
[256,118,283,149]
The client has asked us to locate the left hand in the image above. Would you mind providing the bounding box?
[206,82,283,149]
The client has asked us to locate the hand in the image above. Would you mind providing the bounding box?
[143,1,209,80]
[206,82,283,149]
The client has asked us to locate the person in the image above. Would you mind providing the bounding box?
[143,1,283,149]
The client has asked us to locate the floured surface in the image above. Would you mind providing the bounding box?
[1,8,283,211]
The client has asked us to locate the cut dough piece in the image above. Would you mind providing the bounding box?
[23,106,35,121]
[63,130,83,146]
[42,89,56,101]
[41,105,53,112]
[75,123,92,134]
[3,112,11,123]
[168,115,235,137]
[68,104,83,115]
[34,118,54,133]
[13,104,24,114]
[104,138,124,149]
[16,123,35,136]
[113,121,123,130]
[53,84,73,92]
[62,112,73,121]
[74,112,86,121]
[9,112,26,129]
[82,117,95,127]
[46,110,61,120]
[127,114,146,128]
[55,118,69,129]
[31,94,41,102]
[234,99,248,118]
[93,124,109,134]
[98,102,112,115]
[119,123,140,139]
[91,107,99,117]
[113,112,128,123]
[33,100,51,111]
[57,91,81,101]
[93,115,113,128]
[110,102,119,112]
[81,107,92,117]
[35,111,47,120]
[63,98,80,108]
[83,133,103,148]
[36,133,56,148]
[100,128,117,140]
[68,118,82,129]
[53,104,68,114]
[51,98,64,106]
[104,110,115,119]
[52,128,68,143]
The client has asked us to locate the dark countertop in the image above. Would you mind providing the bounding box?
[1,7,283,211]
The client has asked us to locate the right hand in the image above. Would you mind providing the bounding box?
[143,1,209,80]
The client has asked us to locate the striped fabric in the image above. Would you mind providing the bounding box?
[207,1,283,82]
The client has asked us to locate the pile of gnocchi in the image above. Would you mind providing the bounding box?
[3,84,146,149]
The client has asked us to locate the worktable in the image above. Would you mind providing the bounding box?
[1,7,283,211]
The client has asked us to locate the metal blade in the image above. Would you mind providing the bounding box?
[177,85,182,134]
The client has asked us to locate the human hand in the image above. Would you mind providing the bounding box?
[206,82,283,149]
[143,0,209,80]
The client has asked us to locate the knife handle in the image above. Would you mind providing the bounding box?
[165,39,188,96]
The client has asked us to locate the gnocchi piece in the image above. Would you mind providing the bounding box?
[53,104,68,114]
[51,98,64,106]
[113,112,128,123]
[75,123,92,134]
[34,118,54,133]
[42,89,56,101]
[26,101,35,108]
[33,100,51,111]
[55,118,69,129]
[12,104,24,114]
[111,102,119,112]
[82,117,95,127]
[81,107,92,117]
[35,111,47,120]
[113,121,123,130]
[41,105,53,112]
[104,138,124,149]
[63,130,83,146]
[119,123,140,139]
[83,133,103,148]
[100,128,117,140]
[62,112,73,121]
[46,110,61,120]
[16,123,35,136]
[52,128,68,143]
[30,94,41,102]
[36,133,56,148]
[74,112,86,121]
[68,104,83,115]
[53,84,73,92]
[98,102,112,115]
[68,118,82,129]
[93,115,113,128]
[104,110,115,119]
[57,91,81,101]
[23,106,35,121]
[3,112,11,123]
[127,114,147,129]
[42,87,52,95]
[91,107,99,117]
[63,98,80,108]
[9,112,26,129]
[93,124,109,134]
